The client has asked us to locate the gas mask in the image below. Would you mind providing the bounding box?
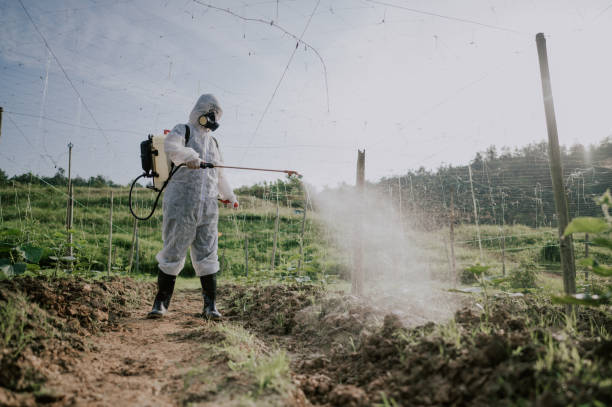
[198,111,219,131]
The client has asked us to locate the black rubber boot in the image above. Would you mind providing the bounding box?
[200,273,222,320]
[147,270,176,318]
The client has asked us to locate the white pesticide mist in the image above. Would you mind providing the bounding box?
[311,184,463,326]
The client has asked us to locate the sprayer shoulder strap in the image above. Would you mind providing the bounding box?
[183,125,218,151]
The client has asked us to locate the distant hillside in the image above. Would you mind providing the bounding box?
[377,138,612,228]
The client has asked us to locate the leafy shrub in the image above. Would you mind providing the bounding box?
[461,263,490,285]
[510,260,538,289]
[558,190,612,306]
[541,242,560,262]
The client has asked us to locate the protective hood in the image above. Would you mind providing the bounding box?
[188,94,223,128]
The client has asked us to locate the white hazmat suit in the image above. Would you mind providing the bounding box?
[155,94,237,277]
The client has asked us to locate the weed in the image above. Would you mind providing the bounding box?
[0,296,33,358]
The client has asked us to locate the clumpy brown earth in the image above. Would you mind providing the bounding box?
[1,276,612,406]
[222,284,612,407]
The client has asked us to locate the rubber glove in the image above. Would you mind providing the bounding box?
[220,199,239,209]
[186,158,201,169]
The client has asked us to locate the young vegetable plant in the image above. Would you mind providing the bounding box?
[556,190,612,306]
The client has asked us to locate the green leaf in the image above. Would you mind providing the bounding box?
[596,190,612,206]
[21,245,43,264]
[592,264,612,277]
[552,293,609,306]
[593,237,612,251]
[578,258,595,267]
[12,263,26,275]
[0,258,10,267]
[464,264,491,276]
[0,228,21,237]
[564,217,609,236]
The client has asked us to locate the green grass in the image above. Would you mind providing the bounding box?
[0,184,345,283]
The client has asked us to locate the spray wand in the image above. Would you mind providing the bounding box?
[200,162,301,178]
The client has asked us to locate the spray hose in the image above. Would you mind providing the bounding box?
[128,162,301,221]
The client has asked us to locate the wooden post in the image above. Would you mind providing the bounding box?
[398,177,403,229]
[353,149,365,296]
[107,190,113,276]
[468,163,483,261]
[128,219,138,273]
[500,188,506,276]
[134,231,140,274]
[536,33,576,299]
[66,142,74,263]
[584,232,589,280]
[449,186,457,286]
[297,204,307,273]
[270,202,279,270]
[244,235,249,277]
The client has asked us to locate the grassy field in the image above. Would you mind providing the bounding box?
[0,184,345,283]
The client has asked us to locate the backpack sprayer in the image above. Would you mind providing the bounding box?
[128,129,301,221]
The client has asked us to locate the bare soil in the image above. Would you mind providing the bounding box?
[1,277,612,406]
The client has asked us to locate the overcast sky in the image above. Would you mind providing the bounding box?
[1,0,612,189]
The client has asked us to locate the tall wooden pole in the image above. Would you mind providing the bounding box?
[468,164,483,261]
[0,106,3,142]
[353,149,365,295]
[107,190,113,276]
[536,33,576,298]
[449,186,457,286]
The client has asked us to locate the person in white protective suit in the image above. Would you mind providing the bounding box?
[148,94,238,320]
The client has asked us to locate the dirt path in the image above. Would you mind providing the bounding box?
[45,289,238,407]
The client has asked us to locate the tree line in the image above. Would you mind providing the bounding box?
[377,138,612,228]
[0,168,120,188]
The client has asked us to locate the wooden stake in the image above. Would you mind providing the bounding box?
[128,218,138,273]
[468,164,483,261]
[66,143,74,262]
[134,231,140,274]
[297,204,307,273]
[500,188,506,276]
[449,186,457,286]
[353,149,365,296]
[398,177,403,229]
[270,202,279,270]
[244,235,249,277]
[536,33,576,299]
[584,232,589,280]
[107,190,113,276]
